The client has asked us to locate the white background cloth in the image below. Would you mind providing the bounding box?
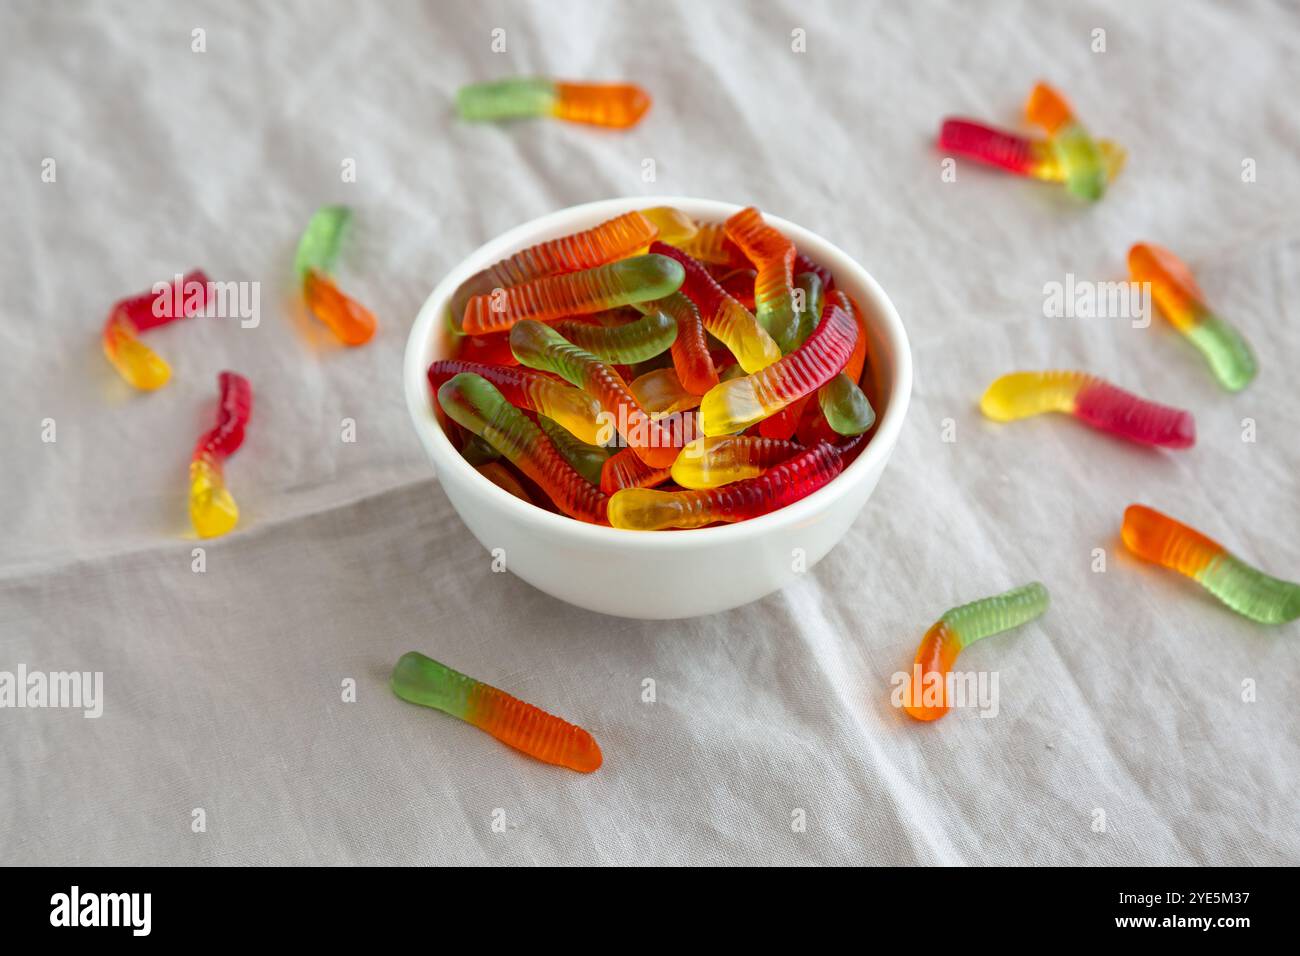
[2,0,1297,865]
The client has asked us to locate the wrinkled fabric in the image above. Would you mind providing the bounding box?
[1,0,1297,865]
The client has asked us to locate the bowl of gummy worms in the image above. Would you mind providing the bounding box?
[404,197,913,618]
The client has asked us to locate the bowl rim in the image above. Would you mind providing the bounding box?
[403,195,913,549]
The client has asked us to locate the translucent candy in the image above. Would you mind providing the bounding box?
[630,368,701,415]
[550,310,677,364]
[538,416,611,487]
[428,359,605,445]
[600,447,672,494]
[391,651,602,772]
[980,370,1195,449]
[461,254,684,335]
[634,292,718,395]
[436,372,609,523]
[449,211,657,321]
[639,206,698,245]
[1122,505,1300,624]
[699,300,857,436]
[303,269,376,346]
[668,222,747,268]
[189,371,252,539]
[649,242,781,374]
[725,207,799,352]
[456,77,650,129]
[901,583,1050,721]
[476,462,532,502]
[938,119,1126,184]
[509,320,684,468]
[1024,82,1107,201]
[294,205,351,281]
[1128,243,1256,392]
[102,270,210,390]
[789,272,824,351]
[818,373,877,436]
[608,442,843,530]
[718,268,757,310]
[670,435,801,489]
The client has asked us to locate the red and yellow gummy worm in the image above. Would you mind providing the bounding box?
[980,370,1196,449]
[102,270,210,390]
[190,371,253,538]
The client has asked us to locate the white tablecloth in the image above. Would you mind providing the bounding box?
[2,0,1297,865]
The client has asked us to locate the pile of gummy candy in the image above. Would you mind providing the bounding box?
[430,205,878,531]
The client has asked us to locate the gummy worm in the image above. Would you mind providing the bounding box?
[758,396,810,440]
[461,253,684,335]
[630,367,702,415]
[476,462,532,503]
[459,432,501,466]
[639,206,698,245]
[758,273,828,440]
[427,359,605,445]
[436,373,609,523]
[538,415,611,487]
[670,435,801,489]
[1122,505,1300,624]
[456,77,651,129]
[102,270,210,390]
[725,207,799,352]
[699,300,857,436]
[789,271,825,352]
[668,221,747,268]
[794,252,834,293]
[635,292,718,395]
[303,268,377,346]
[509,320,683,468]
[295,205,376,346]
[550,310,677,364]
[718,268,757,311]
[449,211,658,321]
[1128,243,1256,392]
[608,441,843,530]
[980,370,1196,449]
[1024,82,1107,201]
[391,651,602,772]
[937,118,1126,184]
[600,447,672,494]
[190,371,253,539]
[650,242,781,374]
[452,329,520,367]
[295,205,351,281]
[808,290,875,436]
[902,583,1050,722]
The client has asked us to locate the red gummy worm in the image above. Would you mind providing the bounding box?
[117,269,211,331]
[938,118,1039,176]
[194,371,253,459]
[608,442,845,530]
[718,268,758,310]
[794,253,833,293]
[653,293,718,395]
[600,447,672,494]
[1072,378,1196,449]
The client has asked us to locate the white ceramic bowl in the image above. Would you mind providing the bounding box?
[404,197,912,619]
